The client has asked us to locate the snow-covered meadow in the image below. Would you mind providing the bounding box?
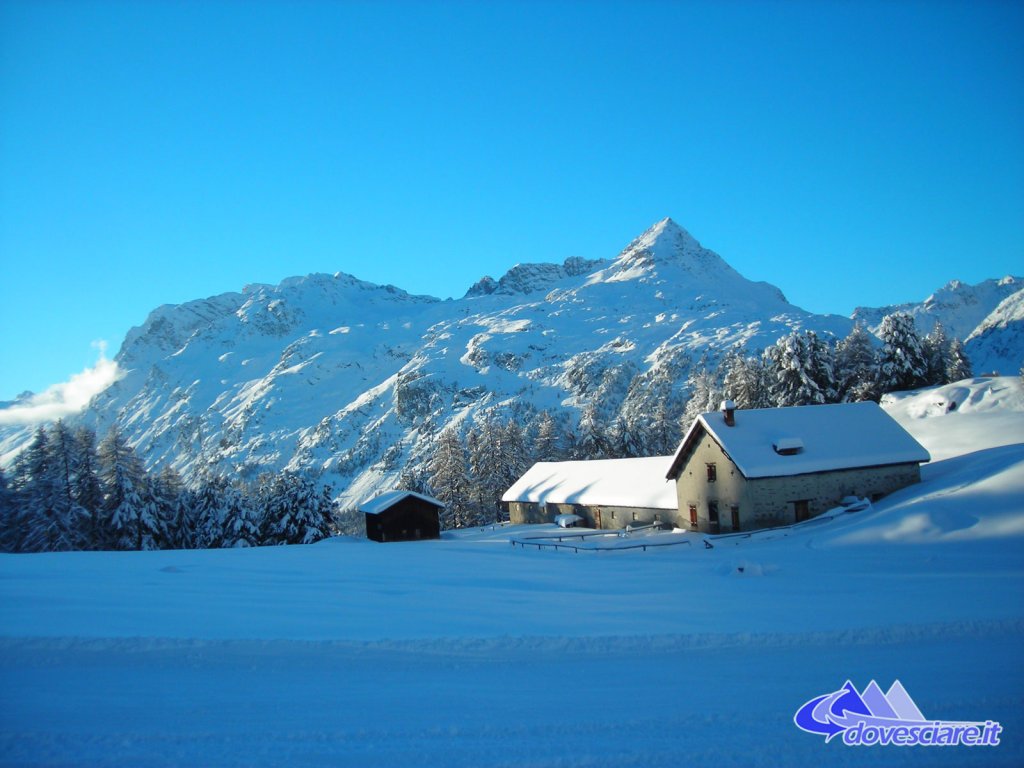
[2,378,1023,767]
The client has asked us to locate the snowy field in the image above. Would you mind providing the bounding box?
[2,378,1023,767]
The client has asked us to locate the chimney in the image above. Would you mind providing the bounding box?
[721,399,736,427]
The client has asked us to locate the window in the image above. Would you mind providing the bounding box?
[632,511,639,522]
[706,463,717,483]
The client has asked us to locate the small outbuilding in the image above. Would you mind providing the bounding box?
[359,490,443,542]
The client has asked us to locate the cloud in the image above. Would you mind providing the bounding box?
[0,342,123,427]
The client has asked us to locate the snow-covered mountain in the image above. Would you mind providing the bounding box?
[852,275,1022,341]
[1,218,1019,510]
[0,219,856,507]
[852,276,1023,378]
[964,287,1024,376]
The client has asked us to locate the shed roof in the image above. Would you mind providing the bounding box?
[502,456,678,510]
[359,490,445,515]
[666,401,930,480]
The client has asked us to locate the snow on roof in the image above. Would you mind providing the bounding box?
[667,402,931,480]
[502,456,678,510]
[358,490,445,515]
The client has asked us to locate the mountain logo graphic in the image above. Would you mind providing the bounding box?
[793,680,1002,747]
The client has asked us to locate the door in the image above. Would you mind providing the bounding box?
[731,505,740,531]
[707,501,720,534]
[688,505,698,529]
[794,500,810,523]
[594,508,602,529]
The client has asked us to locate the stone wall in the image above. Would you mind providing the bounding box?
[674,430,922,532]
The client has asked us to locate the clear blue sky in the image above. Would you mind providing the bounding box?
[2,0,1022,401]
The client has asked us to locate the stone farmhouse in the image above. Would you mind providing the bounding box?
[665,401,930,533]
[502,456,677,529]
[503,402,930,534]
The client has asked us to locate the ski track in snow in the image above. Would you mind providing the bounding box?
[1,626,1022,768]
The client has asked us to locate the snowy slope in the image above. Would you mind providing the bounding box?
[964,287,1024,376]
[0,218,854,509]
[852,275,1022,341]
[1,378,1021,767]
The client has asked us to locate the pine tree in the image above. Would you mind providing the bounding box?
[99,427,157,550]
[190,471,227,549]
[152,465,187,549]
[923,321,952,385]
[497,419,528,510]
[0,467,15,552]
[946,338,973,383]
[73,427,106,548]
[834,323,880,402]
[609,414,644,458]
[11,427,60,552]
[681,356,724,429]
[764,332,825,407]
[48,421,89,550]
[805,331,838,403]
[576,401,610,460]
[260,472,333,545]
[311,484,337,542]
[721,350,769,410]
[219,480,262,547]
[464,425,486,523]
[533,410,562,461]
[427,427,471,529]
[648,401,678,456]
[877,312,928,393]
[396,464,429,495]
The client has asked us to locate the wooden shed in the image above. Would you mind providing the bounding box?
[359,490,443,542]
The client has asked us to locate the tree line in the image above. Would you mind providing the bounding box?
[0,423,335,553]
[683,312,971,419]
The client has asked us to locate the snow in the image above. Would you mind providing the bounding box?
[670,401,931,479]
[964,287,1024,376]
[358,489,444,515]
[0,217,864,512]
[853,275,1023,341]
[1,379,1022,765]
[6,411,1024,761]
[502,456,679,509]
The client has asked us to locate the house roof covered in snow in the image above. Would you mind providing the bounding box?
[358,490,445,515]
[666,401,931,480]
[502,456,678,510]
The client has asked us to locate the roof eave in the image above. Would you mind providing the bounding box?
[666,416,707,480]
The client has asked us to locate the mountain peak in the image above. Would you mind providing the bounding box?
[634,216,695,248]
[617,218,704,264]
[608,218,743,286]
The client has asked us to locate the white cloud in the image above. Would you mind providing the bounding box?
[0,342,123,427]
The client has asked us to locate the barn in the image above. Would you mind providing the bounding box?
[359,490,443,542]
[502,456,678,530]
[665,400,931,533]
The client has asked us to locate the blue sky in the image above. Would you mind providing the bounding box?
[1,0,1022,402]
